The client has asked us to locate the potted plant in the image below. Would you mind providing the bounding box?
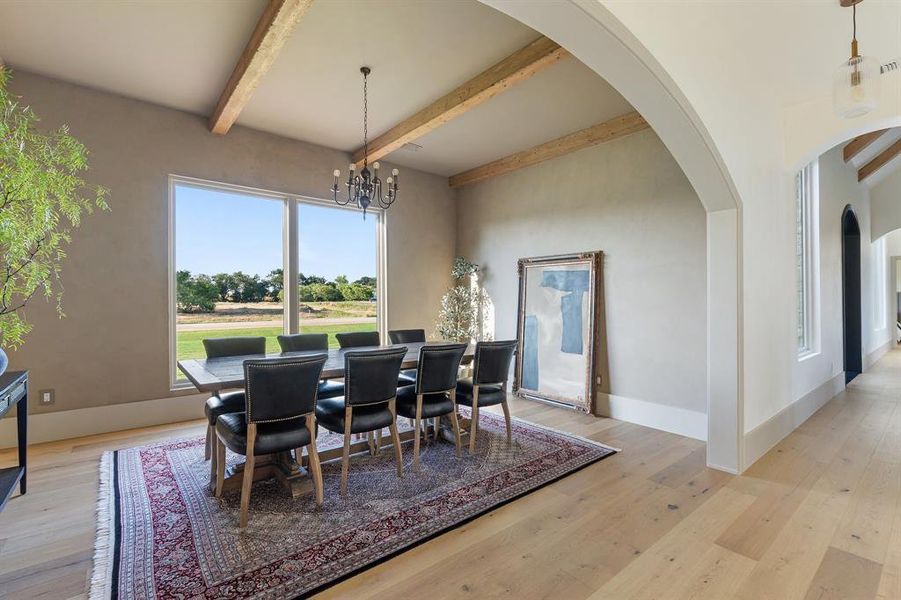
[435,256,492,343]
[0,67,108,374]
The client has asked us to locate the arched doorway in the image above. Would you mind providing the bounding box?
[482,0,743,472]
[842,206,862,383]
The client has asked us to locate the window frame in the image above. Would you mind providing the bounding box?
[167,174,386,390]
[796,160,820,360]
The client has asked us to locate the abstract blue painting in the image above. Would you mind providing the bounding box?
[517,256,596,412]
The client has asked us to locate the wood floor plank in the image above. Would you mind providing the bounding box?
[802,546,883,600]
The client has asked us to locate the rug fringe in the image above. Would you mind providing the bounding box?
[88,451,115,600]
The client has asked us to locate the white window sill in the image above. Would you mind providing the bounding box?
[797,349,820,363]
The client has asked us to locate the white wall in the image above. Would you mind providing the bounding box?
[456,128,708,438]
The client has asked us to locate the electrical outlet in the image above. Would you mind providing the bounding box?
[39,389,55,406]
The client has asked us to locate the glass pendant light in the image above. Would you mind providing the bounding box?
[833,0,880,119]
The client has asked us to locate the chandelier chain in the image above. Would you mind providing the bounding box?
[362,71,368,168]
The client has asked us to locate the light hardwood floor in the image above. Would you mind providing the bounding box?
[4,351,901,599]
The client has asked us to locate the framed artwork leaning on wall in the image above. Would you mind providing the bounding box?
[513,251,605,414]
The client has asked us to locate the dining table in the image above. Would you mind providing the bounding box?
[178,341,476,497]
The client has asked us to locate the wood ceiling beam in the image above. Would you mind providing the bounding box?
[448,111,649,188]
[859,137,901,181]
[209,0,313,135]
[351,36,568,167]
[843,129,888,162]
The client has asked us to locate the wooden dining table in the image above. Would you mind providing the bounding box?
[177,342,476,497]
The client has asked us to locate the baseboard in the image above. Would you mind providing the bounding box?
[596,392,707,441]
[865,339,892,370]
[743,370,845,468]
[0,393,207,449]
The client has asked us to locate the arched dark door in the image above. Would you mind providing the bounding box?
[842,206,862,383]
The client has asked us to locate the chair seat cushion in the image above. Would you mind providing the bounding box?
[318,379,345,400]
[455,378,505,407]
[315,397,394,434]
[216,413,312,455]
[398,370,417,387]
[204,391,245,425]
[395,385,454,419]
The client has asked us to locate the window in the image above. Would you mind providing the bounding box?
[872,235,886,330]
[796,161,819,356]
[169,176,385,387]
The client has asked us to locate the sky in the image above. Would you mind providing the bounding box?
[175,184,377,281]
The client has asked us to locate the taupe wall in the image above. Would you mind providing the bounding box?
[6,71,456,414]
[455,128,707,414]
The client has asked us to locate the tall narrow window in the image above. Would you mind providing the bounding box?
[296,202,379,346]
[796,161,818,356]
[872,235,886,330]
[172,182,285,382]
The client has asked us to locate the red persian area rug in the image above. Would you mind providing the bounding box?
[89,409,616,599]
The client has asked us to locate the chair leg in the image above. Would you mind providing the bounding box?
[306,414,324,506]
[389,398,403,478]
[239,424,256,528]
[413,393,423,470]
[341,406,352,497]
[450,390,462,458]
[469,386,480,454]
[501,392,512,445]
[209,426,217,489]
[205,424,212,461]
[367,431,376,456]
[215,434,226,497]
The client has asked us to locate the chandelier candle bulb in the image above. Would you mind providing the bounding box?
[333,169,340,177]
[392,168,399,176]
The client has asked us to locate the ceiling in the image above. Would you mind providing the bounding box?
[0,0,634,178]
[846,128,901,188]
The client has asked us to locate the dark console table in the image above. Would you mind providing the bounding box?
[0,370,27,512]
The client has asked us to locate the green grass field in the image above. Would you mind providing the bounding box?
[176,322,377,361]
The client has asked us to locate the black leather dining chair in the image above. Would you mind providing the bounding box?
[214,353,328,528]
[277,333,344,399]
[315,347,407,496]
[388,329,426,384]
[202,337,266,471]
[396,343,467,468]
[388,329,426,344]
[335,331,381,348]
[455,340,518,453]
[336,330,415,387]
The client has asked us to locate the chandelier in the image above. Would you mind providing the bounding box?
[331,67,398,218]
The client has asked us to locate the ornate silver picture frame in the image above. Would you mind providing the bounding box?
[513,252,604,413]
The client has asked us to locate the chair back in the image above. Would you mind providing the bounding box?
[416,343,467,395]
[473,340,517,385]
[203,336,266,359]
[243,354,327,423]
[277,333,328,352]
[344,347,407,406]
[388,329,426,344]
[336,331,381,348]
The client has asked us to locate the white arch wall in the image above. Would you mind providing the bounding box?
[482,0,743,472]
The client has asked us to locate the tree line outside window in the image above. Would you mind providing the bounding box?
[176,269,376,313]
